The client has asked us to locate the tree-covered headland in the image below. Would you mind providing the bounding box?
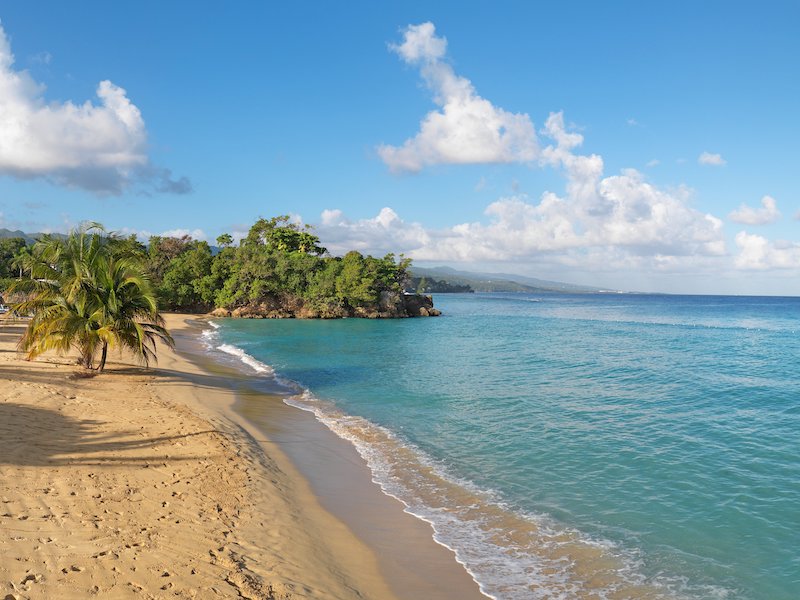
[2,216,440,320]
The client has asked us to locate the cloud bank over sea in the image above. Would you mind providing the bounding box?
[309,22,799,287]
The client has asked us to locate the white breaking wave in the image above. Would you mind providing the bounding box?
[200,321,221,346]
[217,344,275,376]
[199,322,296,390]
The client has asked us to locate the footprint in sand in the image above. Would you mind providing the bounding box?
[20,572,43,586]
[61,565,84,574]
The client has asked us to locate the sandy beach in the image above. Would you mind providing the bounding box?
[0,314,483,600]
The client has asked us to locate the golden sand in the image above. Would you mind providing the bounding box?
[0,314,400,599]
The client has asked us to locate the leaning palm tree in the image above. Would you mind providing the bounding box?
[11,223,173,372]
[90,253,173,371]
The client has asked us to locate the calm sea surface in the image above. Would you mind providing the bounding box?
[203,293,800,599]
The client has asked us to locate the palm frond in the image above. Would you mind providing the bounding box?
[13,223,173,372]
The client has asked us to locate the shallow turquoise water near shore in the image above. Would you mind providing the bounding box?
[204,293,800,599]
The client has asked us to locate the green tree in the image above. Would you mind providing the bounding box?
[0,237,28,278]
[245,216,326,255]
[157,241,214,310]
[11,224,173,372]
[336,251,375,306]
[108,233,147,259]
[146,234,193,286]
[216,233,233,248]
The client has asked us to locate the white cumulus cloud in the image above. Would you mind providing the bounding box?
[698,151,726,166]
[321,113,726,271]
[728,195,781,225]
[734,231,800,270]
[0,24,189,195]
[377,22,538,173]
[316,207,430,256]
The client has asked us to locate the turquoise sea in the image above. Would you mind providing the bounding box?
[201,293,800,599]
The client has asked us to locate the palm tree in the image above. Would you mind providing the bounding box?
[91,253,173,371]
[10,245,31,278]
[11,224,173,372]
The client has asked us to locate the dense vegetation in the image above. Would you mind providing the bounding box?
[0,236,30,292]
[142,216,414,317]
[2,216,428,320]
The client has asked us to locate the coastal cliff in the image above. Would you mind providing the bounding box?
[209,291,440,319]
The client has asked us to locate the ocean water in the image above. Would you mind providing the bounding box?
[201,293,800,599]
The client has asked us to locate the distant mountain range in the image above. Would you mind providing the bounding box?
[0,228,69,245]
[410,266,616,294]
[0,228,39,245]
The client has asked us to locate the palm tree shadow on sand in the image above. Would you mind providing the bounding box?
[0,326,26,352]
[0,399,218,468]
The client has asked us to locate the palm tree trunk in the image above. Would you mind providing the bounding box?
[98,342,108,372]
[79,343,93,369]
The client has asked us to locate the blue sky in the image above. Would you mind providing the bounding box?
[0,1,798,294]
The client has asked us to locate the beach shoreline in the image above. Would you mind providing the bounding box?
[176,316,487,600]
[0,313,483,599]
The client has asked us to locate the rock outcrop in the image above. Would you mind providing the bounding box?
[210,292,440,320]
[400,292,442,317]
